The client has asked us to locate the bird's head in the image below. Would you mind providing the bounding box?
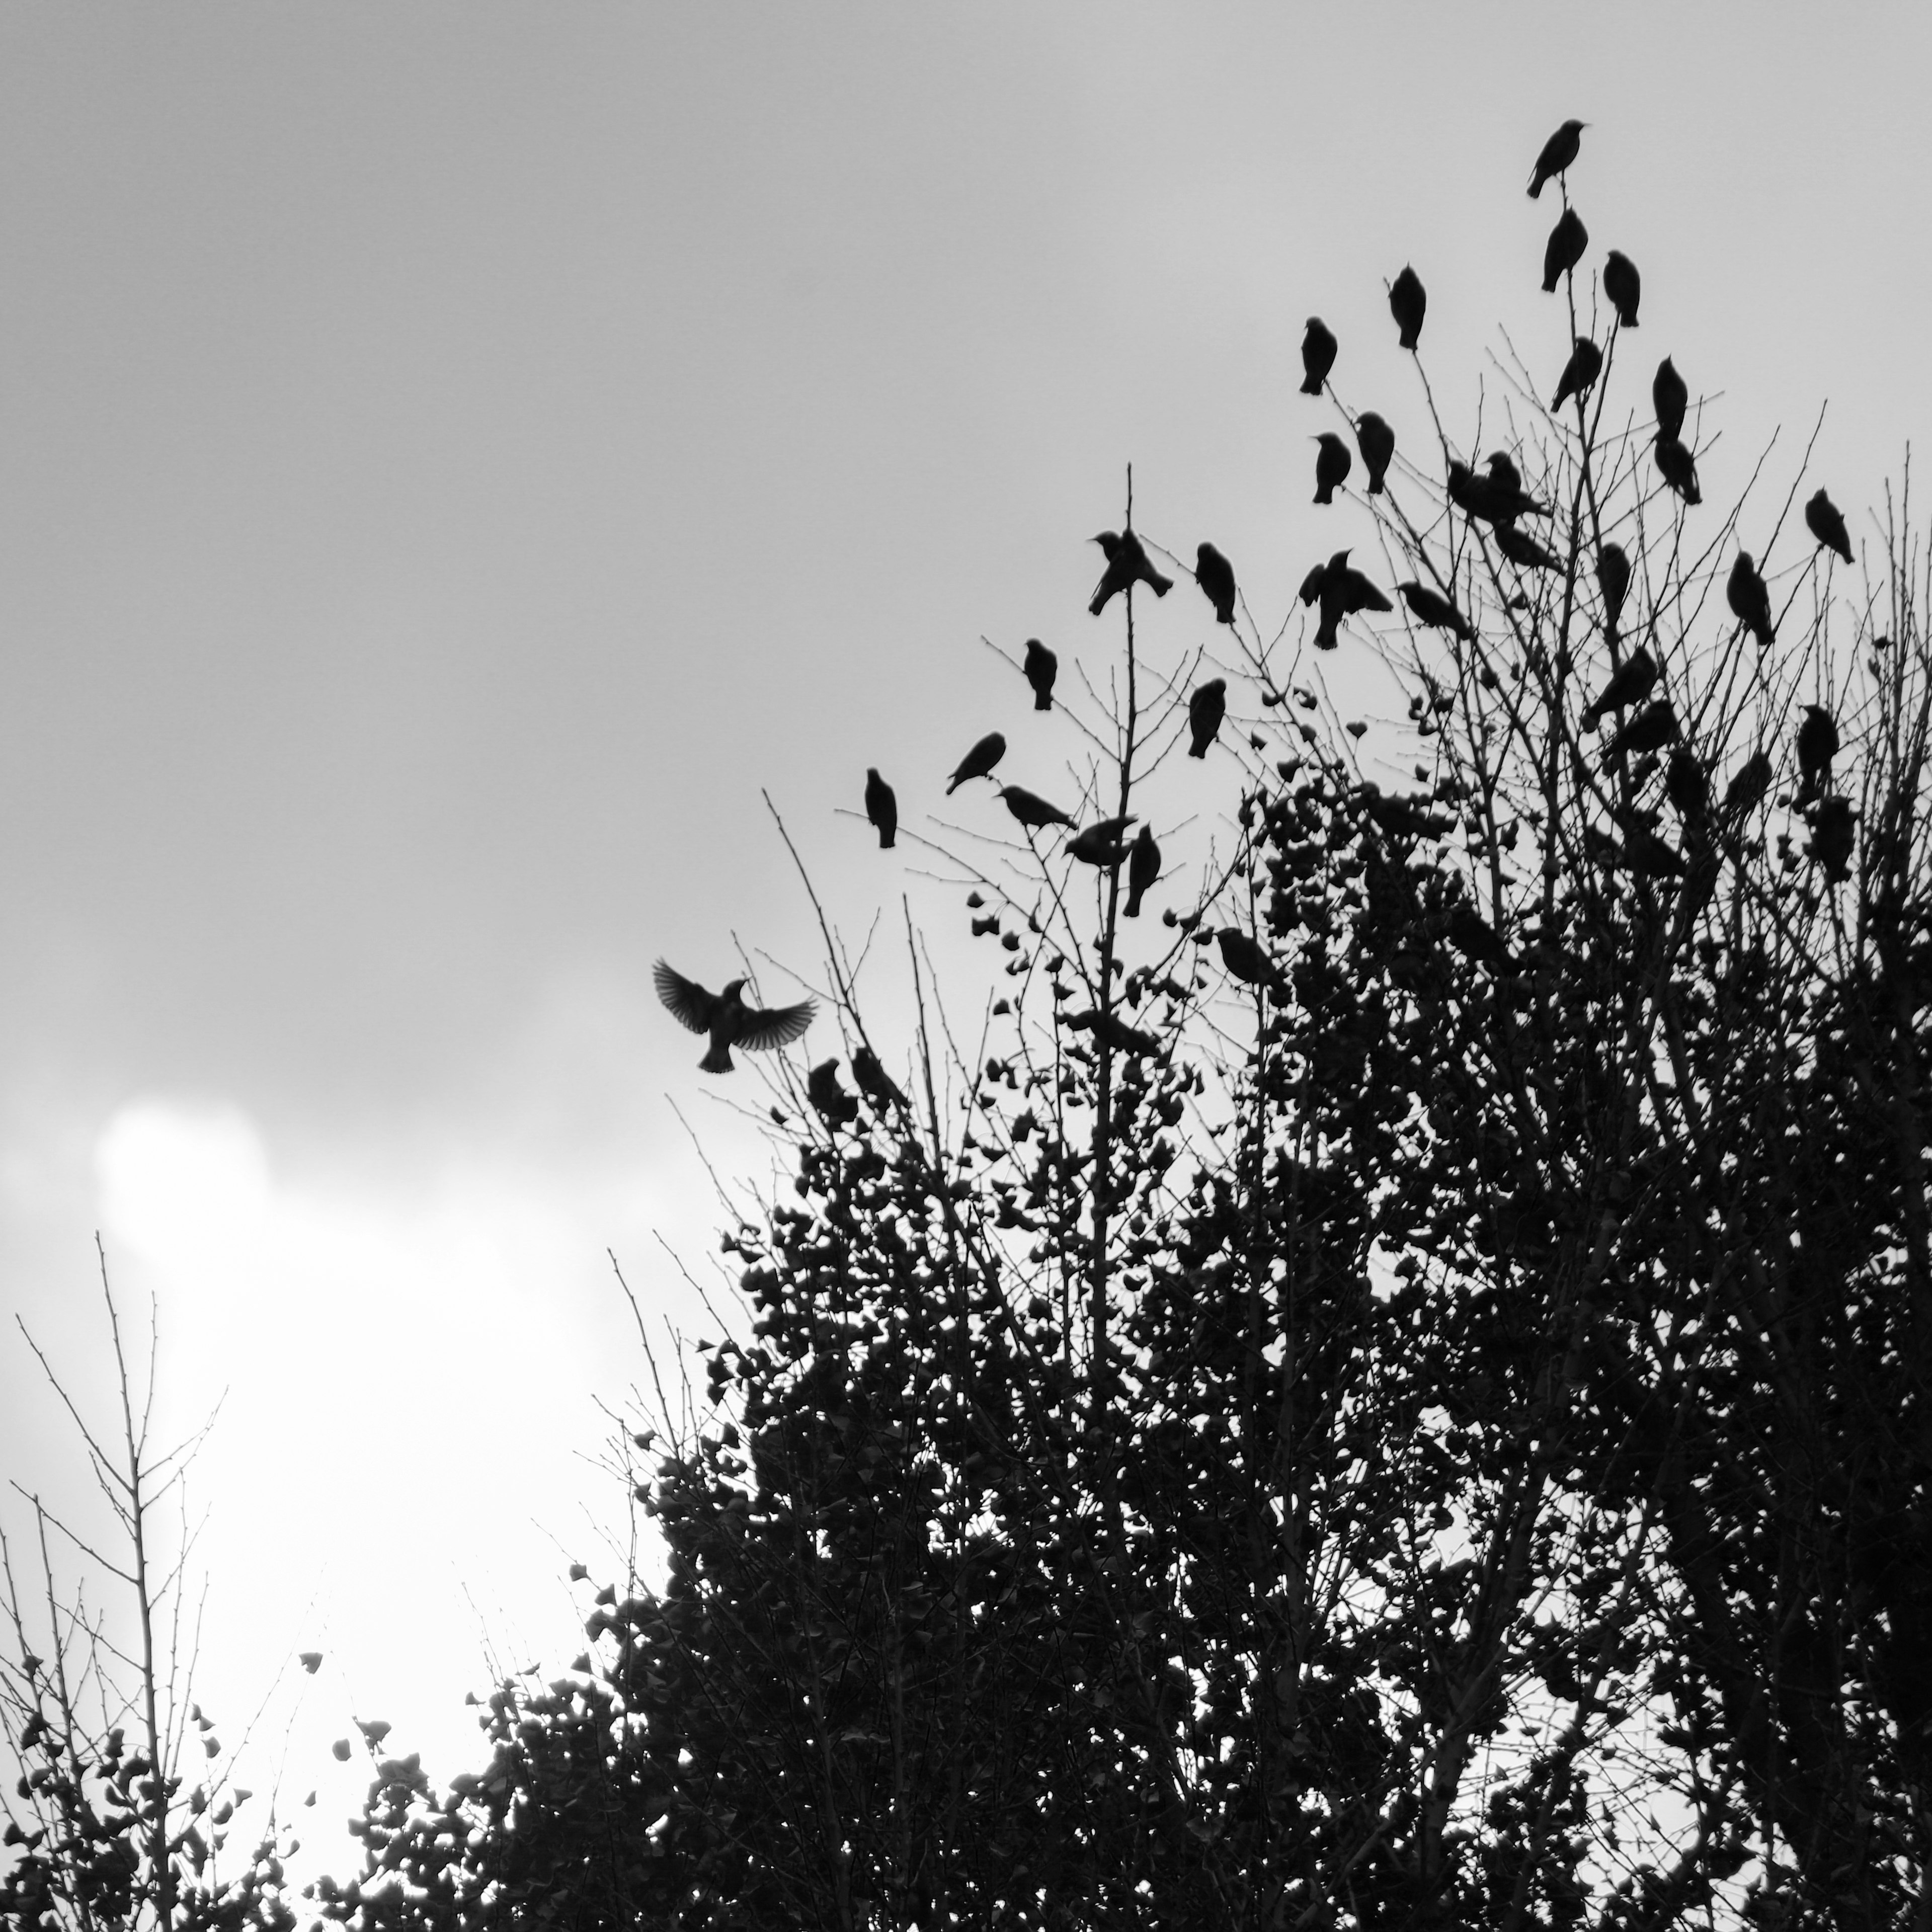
[721,978,748,1003]
[1091,530,1120,553]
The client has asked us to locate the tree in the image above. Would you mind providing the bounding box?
[318,133,1932,1930]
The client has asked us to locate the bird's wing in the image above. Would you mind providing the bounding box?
[653,960,717,1035]
[737,997,817,1053]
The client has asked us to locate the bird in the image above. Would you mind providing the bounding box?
[1312,551,1391,650]
[1301,317,1337,394]
[1065,1008,1162,1057]
[864,768,897,848]
[1195,543,1238,625]
[1314,432,1353,504]
[1090,529,1173,615]
[1811,795,1855,884]
[1727,553,1776,647]
[1188,679,1227,757]
[1653,357,1688,442]
[1607,698,1679,764]
[1355,413,1396,495]
[1597,544,1631,638]
[807,1058,860,1128]
[1552,337,1603,411]
[851,1045,907,1112]
[1494,523,1562,573]
[1124,823,1160,917]
[1448,904,1510,970]
[1581,647,1658,730]
[1805,489,1854,565]
[1023,638,1058,710]
[1654,435,1701,506]
[999,784,1077,831]
[1603,250,1641,328]
[1398,581,1474,640]
[1722,749,1773,821]
[1621,823,1684,880]
[1796,704,1838,806]
[1389,265,1426,349]
[1447,460,1548,527]
[1542,208,1588,293]
[1066,814,1137,867]
[1665,748,1708,818]
[1216,927,1280,992]
[947,731,1006,793]
[1528,119,1584,198]
[653,962,816,1074]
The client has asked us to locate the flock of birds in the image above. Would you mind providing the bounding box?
[655,120,1859,1076]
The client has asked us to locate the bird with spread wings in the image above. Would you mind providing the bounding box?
[653,961,815,1073]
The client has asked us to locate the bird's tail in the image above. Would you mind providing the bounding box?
[1149,570,1173,597]
[1124,891,1143,918]
[1034,691,1052,711]
[699,1041,735,1074]
[878,828,896,849]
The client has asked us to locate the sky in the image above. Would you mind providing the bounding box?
[3,0,1931,1893]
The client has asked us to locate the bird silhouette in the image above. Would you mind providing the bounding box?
[1811,795,1855,884]
[1581,647,1658,730]
[1653,358,1688,442]
[864,768,897,848]
[1355,413,1396,495]
[1398,581,1474,640]
[1603,250,1641,328]
[1124,823,1160,917]
[1216,927,1280,992]
[999,784,1077,832]
[1494,523,1562,573]
[1654,435,1701,505]
[1796,704,1838,806]
[1309,551,1391,650]
[1301,318,1338,394]
[1448,903,1510,970]
[1805,489,1853,565]
[851,1045,908,1112]
[1066,1008,1162,1057]
[1552,337,1603,411]
[1090,529,1173,615]
[1389,265,1426,349]
[1023,638,1058,710]
[654,962,815,1074]
[1597,544,1631,638]
[1067,814,1137,867]
[1195,543,1238,625]
[1722,749,1773,821]
[807,1058,860,1128]
[1188,679,1228,757]
[1665,748,1708,818]
[1542,208,1588,292]
[1447,460,1548,527]
[1528,119,1584,198]
[1313,433,1353,504]
[947,731,1007,793]
[1607,698,1678,764]
[1727,553,1776,647]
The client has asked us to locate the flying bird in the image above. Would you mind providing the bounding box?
[1089,529,1173,615]
[1313,552,1391,649]
[1811,795,1855,884]
[999,784,1077,831]
[1314,432,1352,504]
[1581,647,1658,730]
[1389,265,1426,349]
[1066,814,1138,867]
[1727,553,1776,647]
[1023,638,1058,710]
[1654,435,1701,506]
[1301,317,1337,394]
[864,768,897,848]
[1398,581,1474,640]
[1796,704,1838,806]
[1216,927,1280,992]
[1805,489,1853,565]
[1653,357,1688,442]
[1722,749,1773,821]
[1607,698,1679,764]
[1542,208,1588,293]
[1552,337,1603,411]
[1597,543,1631,638]
[1195,542,1238,625]
[1188,679,1228,757]
[947,731,1006,793]
[654,962,815,1074]
[1528,119,1584,198]
[1124,823,1160,917]
[1355,413,1396,494]
[1602,249,1641,328]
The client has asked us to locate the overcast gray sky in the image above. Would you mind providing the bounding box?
[4,1,1930,1885]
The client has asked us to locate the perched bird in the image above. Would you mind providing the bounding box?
[1355,412,1396,495]
[1727,552,1776,647]
[1607,698,1679,763]
[1216,926,1281,992]
[1796,703,1838,806]
[1722,749,1774,821]
[1603,250,1641,328]
[999,784,1077,832]
[1314,432,1353,504]
[1805,489,1854,565]
[1528,119,1584,198]
[1552,337,1603,411]
[1090,529,1173,615]
[1398,581,1474,640]
[807,1058,860,1128]
[1066,1008,1162,1057]
[653,962,815,1074]
[851,1045,908,1112]
[1622,823,1684,879]
[1023,638,1058,710]
[1067,813,1137,867]
[1195,543,1238,625]
[1448,903,1510,970]
[864,768,897,848]
[1653,358,1688,443]
[1811,795,1855,884]
[1487,450,1525,492]
[1494,523,1562,573]
[1581,646,1659,730]
[1447,459,1548,527]
[1188,678,1228,757]
[1665,748,1708,818]
[1597,543,1632,638]
[1124,823,1161,917]
[1312,551,1392,649]
[1389,265,1426,349]
[1542,208,1588,293]
[1654,435,1702,506]
[947,731,1007,793]
[1301,316,1338,394]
